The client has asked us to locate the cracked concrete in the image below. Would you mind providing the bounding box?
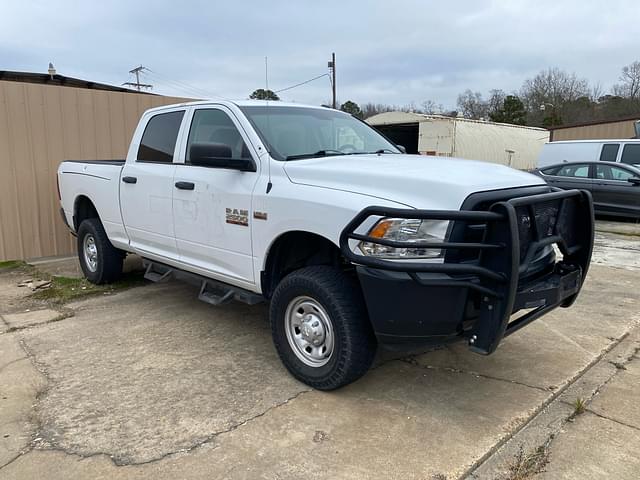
[1,228,640,479]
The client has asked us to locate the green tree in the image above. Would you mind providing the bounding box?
[340,100,362,117]
[249,89,280,100]
[490,95,527,125]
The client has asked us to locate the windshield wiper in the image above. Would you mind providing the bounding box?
[373,148,398,154]
[285,150,344,161]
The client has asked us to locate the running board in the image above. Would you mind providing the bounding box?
[142,260,264,306]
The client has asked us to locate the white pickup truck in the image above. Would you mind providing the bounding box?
[58,100,594,390]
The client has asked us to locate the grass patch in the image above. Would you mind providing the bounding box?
[572,397,587,416]
[0,260,27,270]
[30,271,146,304]
[506,443,550,480]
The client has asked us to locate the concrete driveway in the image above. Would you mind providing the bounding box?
[1,226,639,479]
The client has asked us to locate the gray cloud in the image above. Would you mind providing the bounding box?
[1,0,638,108]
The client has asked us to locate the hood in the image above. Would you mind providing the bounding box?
[283,154,545,210]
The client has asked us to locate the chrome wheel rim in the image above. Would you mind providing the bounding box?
[83,234,98,272]
[285,296,335,367]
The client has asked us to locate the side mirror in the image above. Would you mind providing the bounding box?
[396,144,407,154]
[627,177,640,186]
[189,143,256,172]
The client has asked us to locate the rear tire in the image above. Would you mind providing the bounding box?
[77,218,124,284]
[270,266,376,390]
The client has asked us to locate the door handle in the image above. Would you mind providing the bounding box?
[122,176,137,184]
[175,181,195,190]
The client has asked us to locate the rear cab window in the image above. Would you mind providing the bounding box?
[137,111,185,163]
[599,144,620,162]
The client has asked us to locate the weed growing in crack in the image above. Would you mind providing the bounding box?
[572,397,587,416]
[505,442,550,480]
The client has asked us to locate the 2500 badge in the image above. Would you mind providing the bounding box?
[225,208,249,226]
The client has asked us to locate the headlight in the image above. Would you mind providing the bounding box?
[358,218,449,259]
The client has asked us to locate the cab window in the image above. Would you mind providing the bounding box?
[186,109,252,163]
[137,111,185,163]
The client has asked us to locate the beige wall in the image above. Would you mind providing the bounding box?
[0,80,189,261]
[551,119,638,141]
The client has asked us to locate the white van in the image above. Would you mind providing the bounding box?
[537,139,640,169]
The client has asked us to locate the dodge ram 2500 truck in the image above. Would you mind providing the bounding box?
[57,100,594,390]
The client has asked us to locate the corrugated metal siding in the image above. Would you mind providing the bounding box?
[551,120,637,141]
[453,120,549,170]
[0,80,188,261]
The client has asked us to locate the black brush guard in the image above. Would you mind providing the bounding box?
[339,189,594,355]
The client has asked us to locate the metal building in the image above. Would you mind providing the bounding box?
[549,115,640,141]
[366,112,549,171]
[0,71,187,261]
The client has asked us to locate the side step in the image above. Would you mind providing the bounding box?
[142,260,264,306]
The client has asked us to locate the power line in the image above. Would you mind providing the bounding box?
[142,68,225,99]
[274,73,330,93]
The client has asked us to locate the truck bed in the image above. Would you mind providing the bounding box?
[58,160,127,248]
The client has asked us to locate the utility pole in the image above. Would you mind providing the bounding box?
[123,65,152,91]
[328,53,336,109]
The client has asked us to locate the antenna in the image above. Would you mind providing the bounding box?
[123,65,153,91]
[265,56,273,194]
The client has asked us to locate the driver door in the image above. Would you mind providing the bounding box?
[172,106,260,286]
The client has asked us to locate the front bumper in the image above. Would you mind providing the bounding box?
[339,189,594,354]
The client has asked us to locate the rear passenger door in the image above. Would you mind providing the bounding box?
[120,109,185,260]
[592,164,640,216]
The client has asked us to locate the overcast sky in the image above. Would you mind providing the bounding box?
[1,0,639,109]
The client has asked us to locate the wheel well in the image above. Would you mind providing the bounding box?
[73,196,99,231]
[262,231,349,298]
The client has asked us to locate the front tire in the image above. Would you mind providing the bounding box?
[77,218,124,284]
[270,266,376,390]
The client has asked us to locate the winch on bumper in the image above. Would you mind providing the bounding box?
[339,188,595,355]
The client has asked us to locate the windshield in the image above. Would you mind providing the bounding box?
[238,105,400,160]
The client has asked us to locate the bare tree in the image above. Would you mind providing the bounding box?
[487,89,506,119]
[456,90,487,119]
[520,68,591,125]
[613,61,640,100]
[421,99,443,115]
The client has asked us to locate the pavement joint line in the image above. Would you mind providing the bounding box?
[465,327,640,479]
[2,310,74,334]
[582,409,640,432]
[398,357,551,393]
[0,356,30,375]
[459,326,637,480]
[26,387,313,468]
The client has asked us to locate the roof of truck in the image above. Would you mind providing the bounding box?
[146,99,331,113]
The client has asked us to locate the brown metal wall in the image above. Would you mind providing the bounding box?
[0,80,188,261]
[551,119,637,141]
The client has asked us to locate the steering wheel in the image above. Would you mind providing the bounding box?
[338,144,358,154]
